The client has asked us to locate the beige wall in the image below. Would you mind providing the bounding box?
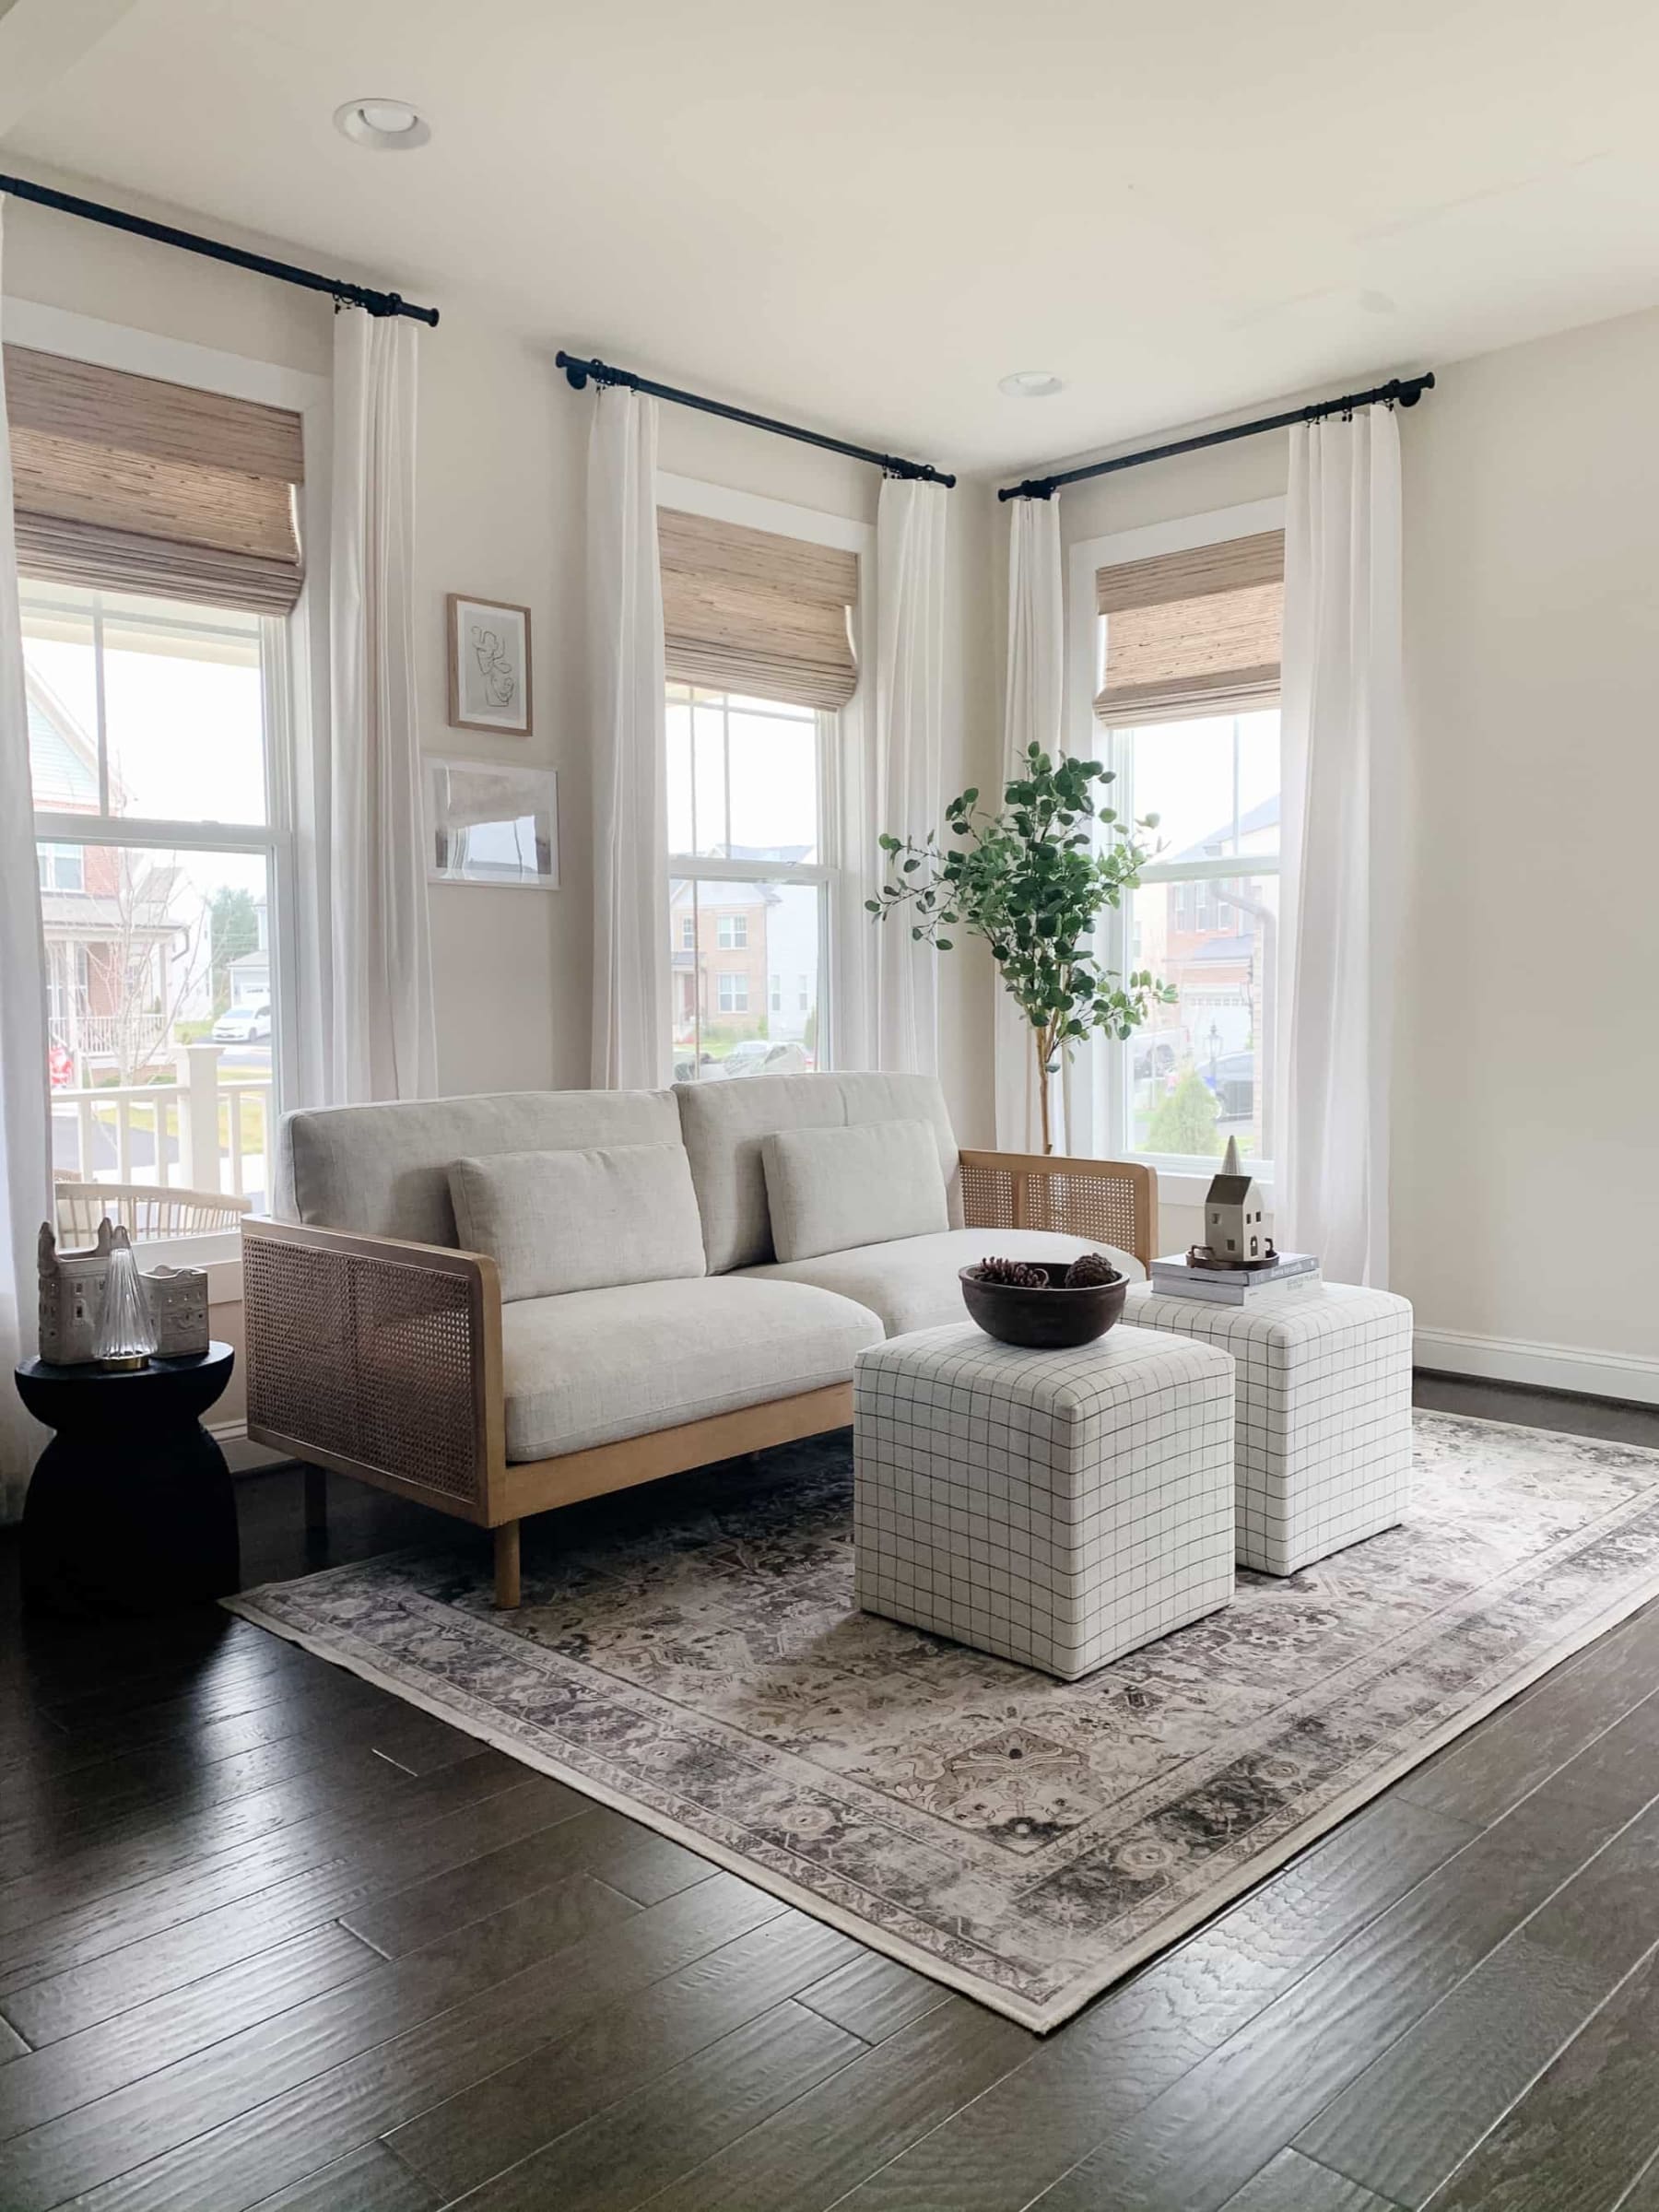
[1035,312,1659,1393]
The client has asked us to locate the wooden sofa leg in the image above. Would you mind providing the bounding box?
[494,1521,522,1610]
[303,1465,328,1537]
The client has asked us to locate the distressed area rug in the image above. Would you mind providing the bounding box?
[229,1412,1659,2031]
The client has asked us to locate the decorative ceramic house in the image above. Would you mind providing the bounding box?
[144,1264,210,1359]
[1203,1135,1268,1263]
[38,1218,115,1366]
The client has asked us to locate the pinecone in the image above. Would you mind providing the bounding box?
[975,1255,1047,1288]
[1065,1252,1122,1289]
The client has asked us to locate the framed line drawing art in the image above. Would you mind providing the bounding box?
[447,594,533,735]
[428,759,559,888]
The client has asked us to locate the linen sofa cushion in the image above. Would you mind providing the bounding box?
[738,1228,1143,1338]
[675,1070,962,1275]
[761,1119,948,1264]
[275,1089,682,1245]
[448,1143,705,1301]
[499,1276,882,1461]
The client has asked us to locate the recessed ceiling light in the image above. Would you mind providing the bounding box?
[334,98,431,150]
[999,371,1065,399]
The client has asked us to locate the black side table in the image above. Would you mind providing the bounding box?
[16,1343,240,1617]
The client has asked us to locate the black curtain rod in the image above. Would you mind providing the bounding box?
[0,171,440,327]
[998,372,1434,500]
[557,351,956,488]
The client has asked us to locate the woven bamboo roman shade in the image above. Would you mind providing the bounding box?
[658,507,858,712]
[4,346,305,615]
[1094,529,1283,726]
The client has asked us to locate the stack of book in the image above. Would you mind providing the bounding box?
[1147,1251,1322,1305]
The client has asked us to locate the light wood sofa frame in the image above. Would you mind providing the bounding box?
[241,1148,1156,1608]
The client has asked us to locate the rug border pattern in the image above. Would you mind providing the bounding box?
[224,1409,1659,2034]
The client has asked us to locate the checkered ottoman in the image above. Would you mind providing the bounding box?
[852,1322,1236,1681]
[1121,1282,1414,1575]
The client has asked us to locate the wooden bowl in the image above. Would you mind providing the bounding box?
[959,1262,1127,1349]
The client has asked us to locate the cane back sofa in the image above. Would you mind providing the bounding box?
[241,1072,1156,1606]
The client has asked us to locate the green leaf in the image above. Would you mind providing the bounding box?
[863,899,880,913]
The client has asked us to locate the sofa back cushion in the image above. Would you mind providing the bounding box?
[275,1089,683,1245]
[449,1144,706,1300]
[676,1070,961,1275]
[762,1119,949,1263]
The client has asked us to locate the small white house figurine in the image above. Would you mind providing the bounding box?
[1202,1135,1272,1265]
[144,1265,210,1359]
[38,1218,115,1366]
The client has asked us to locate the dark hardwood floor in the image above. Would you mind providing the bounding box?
[3,1373,1659,2210]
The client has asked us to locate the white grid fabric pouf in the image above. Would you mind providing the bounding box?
[853,1322,1235,1682]
[1121,1282,1414,1576]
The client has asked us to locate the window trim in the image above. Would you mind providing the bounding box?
[1065,497,1286,1182]
[13,299,331,1265]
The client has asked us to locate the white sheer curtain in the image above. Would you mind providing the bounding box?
[588,384,668,1089]
[996,495,1065,1151]
[326,308,438,1103]
[0,200,53,1520]
[871,476,948,1074]
[1276,404,1406,1286]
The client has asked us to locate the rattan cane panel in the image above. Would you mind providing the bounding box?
[244,1237,358,1458]
[244,1239,484,1506]
[960,1160,1018,1231]
[1024,1171,1139,1253]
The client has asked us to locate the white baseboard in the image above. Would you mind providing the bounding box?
[209,1419,288,1474]
[1415,1326,1659,1408]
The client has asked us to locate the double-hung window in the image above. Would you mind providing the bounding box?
[12,335,309,1242]
[666,684,831,1078]
[659,500,857,1083]
[1089,524,1284,1175]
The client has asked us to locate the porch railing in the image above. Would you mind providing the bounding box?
[48,1009,171,1066]
[52,1042,275,1213]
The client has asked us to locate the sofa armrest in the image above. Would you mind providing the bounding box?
[241,1217,505,1524]
[958,1149,1159,1274]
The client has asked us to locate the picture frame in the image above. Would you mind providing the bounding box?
[428,759,559,889]
[447,593,533,735]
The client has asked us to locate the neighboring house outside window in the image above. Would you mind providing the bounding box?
[716,972,748,1014]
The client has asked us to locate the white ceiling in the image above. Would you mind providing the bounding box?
[6,0,1659,476]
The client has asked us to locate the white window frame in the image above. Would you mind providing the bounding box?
[13,300,330,1267]
[658,470,873,1077]
[1066,497,1286,1199]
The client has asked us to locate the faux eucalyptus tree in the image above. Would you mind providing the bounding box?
[870,745,1171,1155]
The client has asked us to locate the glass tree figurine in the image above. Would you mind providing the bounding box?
[93,1226,158,1370]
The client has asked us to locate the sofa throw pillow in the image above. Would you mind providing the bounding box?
[448,1144,706,1302]
[761,1118,948,1264]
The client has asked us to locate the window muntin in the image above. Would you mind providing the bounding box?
[667,682,831,1082]
[1105,707,1281,1173]
[23,579,291,1238]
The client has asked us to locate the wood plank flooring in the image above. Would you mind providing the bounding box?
[2,1372,1657,2210]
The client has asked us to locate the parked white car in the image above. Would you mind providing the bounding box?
[212,1001,272,1043]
